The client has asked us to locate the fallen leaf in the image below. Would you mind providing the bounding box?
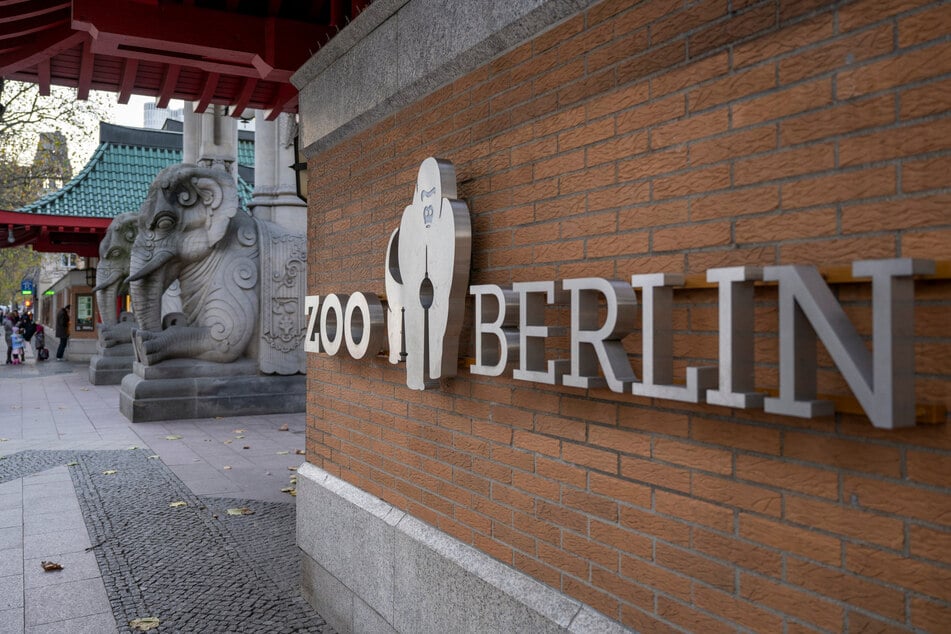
[235,435,245,439]
[148,455,160,460]
[164,435,182,440]
[242,445,250,450]
[80,387,89,392]
[41,561,63,572]
[169,501,187,508]
[226,507,254,516]
[0,438,8,442]
[287,466,297,471]
[295,449,305,455]
[276,451,289,455]
[233,429,245,434]
[129,617,161,631]
[223,440,233,445]
[65,461,79,467]
[223,465,232,470]
[102,470,117,475]
[281,487,297,496]
[278,424,289,431]
[126,446,139,450]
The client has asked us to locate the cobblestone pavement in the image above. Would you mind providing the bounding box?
[0,354,334,633]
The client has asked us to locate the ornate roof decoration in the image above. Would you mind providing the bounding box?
[0,0,371,118]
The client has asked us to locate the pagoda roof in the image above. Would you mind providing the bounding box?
[16,122,254,218]
[2,122,255,257]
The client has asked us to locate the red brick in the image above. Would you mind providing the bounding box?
[847,543,951,603]
[655,490,734,533]
[910,524,951,564]
[785,496,904,550]
[735,453,838,499]
[735,142,836,186]
[740,573,845,631]
[911,597,951,633]
[652,437,733,474]
[620,554,692,601]
[736,208,838,244]
[693,584,784,632]
[651,109,729,149]
[837,40,951,99]
[781,165,896,209]
[842,194,951,234]
[840,117,951,167]
[620,455,690,492]
[843,475,951,527]
[562,443,619,474]
[620,502,691,545]
[778,22,893,85]
[789,558,907,621]
[689,124,776,167]
[900,76,951,120]
[783,432,902,477]
[656,596,734,634]
[692,473,782,516]
[589,472,652,508]
[732,78,834,129]
[733,13,833,68]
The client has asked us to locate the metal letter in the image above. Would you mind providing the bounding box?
[319,293,347,356]
[630,273,716,402]
[512,281,568,385]
[763,259,934,428]
[303,294,321,353]
[384,227,404,364]
[562,278,637,393]
[344,292,386,359]
[470,284,519,376]
[705,266,764,408]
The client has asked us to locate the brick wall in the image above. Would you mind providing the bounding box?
[305,0,951,631]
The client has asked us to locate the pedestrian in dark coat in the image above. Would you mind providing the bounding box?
[55,304,70,361]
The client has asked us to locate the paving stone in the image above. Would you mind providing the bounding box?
[2,450,332,633]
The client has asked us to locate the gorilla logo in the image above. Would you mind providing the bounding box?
[385,158,471,390]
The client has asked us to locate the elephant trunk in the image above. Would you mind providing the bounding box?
[129,277,165,332]
[128,248,176,332]
[96,284,119,328]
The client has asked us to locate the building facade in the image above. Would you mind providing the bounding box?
[294,0,951,632]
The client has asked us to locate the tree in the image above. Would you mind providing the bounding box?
[0,80,112,312]
[0,79,112,209]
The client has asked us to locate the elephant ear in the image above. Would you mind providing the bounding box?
[194,174,238,247]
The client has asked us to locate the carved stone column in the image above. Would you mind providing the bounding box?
[248,111,306,235]
[181,103,239,181]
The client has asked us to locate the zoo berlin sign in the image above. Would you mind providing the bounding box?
[305,158,935,430]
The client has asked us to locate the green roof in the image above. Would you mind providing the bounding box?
[17,123,255,218]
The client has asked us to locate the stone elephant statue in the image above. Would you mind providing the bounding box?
[93,211,139,347]
[127,163,306,374]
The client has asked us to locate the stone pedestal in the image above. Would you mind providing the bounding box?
[88,343,134,385]
[119,358,305,423]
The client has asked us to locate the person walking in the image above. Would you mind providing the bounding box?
[3,313,13,364]
[33,324,47,361]
[55,304,70,361]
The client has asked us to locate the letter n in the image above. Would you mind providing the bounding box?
[763,259,933,429]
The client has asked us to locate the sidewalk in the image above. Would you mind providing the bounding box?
[0,350,331,633]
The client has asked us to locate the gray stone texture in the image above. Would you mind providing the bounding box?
[297,463,633,633]
[119,366,306,422]
[293,0,594,153]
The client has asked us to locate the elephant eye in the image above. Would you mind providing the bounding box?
[108,248,122,259]
[153,213,177,231]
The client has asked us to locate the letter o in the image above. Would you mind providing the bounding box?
[344,292,385,359]
[320,293,348,355]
